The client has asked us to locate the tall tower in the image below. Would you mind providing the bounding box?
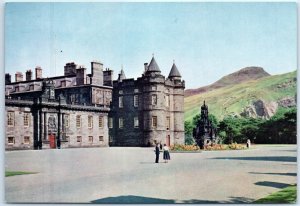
[167,61,185,145]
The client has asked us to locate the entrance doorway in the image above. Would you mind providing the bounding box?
[166,135,170,146]
[49,134,56,149]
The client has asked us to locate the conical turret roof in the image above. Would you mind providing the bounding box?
[118,68,126,81]
[168,62,181,78]
[147,57,161,72]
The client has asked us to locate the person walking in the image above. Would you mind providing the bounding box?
[163,144,171,163]
[247,139,251,148]
[155,143,160,163]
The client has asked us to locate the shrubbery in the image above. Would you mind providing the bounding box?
[185,106,296,145]
[170,143,246,151]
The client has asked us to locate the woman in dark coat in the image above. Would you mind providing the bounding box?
[163,144,171,163]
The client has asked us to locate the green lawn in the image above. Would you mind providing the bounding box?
[5,171,37,177]
[254,185,297,204]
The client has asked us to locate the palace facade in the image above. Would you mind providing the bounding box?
[5,56,185,150]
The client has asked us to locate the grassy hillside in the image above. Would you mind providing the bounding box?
[184,71,296,122]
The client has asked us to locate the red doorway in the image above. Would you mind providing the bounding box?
[166,135,170,146]
[49,134,56,149]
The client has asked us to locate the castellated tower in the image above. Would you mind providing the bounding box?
[109,56,185,146]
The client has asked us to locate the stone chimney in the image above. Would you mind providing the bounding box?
[76,66,86,85]
[103,68,113,86]
[144,63,148,73]
[35,66,42,79]
[5,73,11,84]
[26,70,32,81]
[15,72,23,82]
[64,62,77,76]
[91,61,103,86]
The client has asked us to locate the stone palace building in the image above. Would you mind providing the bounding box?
[5,56,185,150]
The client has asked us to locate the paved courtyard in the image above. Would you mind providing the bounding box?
[5,145,297,203]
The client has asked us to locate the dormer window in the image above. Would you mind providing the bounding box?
[61,81,66,87]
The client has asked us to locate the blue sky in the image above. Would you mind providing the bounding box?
[5,2,297,89]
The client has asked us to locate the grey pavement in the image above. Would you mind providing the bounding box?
[4,145,297,203]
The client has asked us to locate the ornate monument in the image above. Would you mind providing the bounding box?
[193,101,217,149]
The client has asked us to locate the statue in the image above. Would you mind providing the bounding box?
[193,101,217,149]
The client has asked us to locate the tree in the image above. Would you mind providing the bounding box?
[184,121,195,145]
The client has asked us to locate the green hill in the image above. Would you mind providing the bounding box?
[184,70,296,122]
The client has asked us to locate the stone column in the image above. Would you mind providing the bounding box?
[41,112,44,140]
[57,112,62,149]
[38,110,42,149]
[44,112,47,140]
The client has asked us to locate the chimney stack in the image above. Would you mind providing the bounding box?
[15,72,23,82]
[5,73,11,84]
[35,66,42,79]
[26,70,32,81]
[144,63,148,73]
[64,62,77,76]
[103,68,113,86]
[76,66,87,85]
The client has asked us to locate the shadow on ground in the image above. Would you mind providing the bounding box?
[249,172,297,176]
[212,156,296,162]
[90,195,255,204]
[91,195,175,204]
[255,181,291,189]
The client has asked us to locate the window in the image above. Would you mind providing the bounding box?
[152,86,157,91]
[64,114,70,128]
[151,95,157,105]
[108,118,113,128]
[76,115,81,128]
[7,112,14,126]
[166,117,170,130]
[88,116,93,128]
[119,90,123,94]
[15,86,19,92]
[89,136,93,143]
[134,88,139,93]
[8,137,15,145]
[24,112,30,127]
[24,136,30,144]
[119,118,124,128]
[134,117,139,128]
[165,95,170,107]
[99,116,104,128]
[119,96,123,108]
[77,136,82,142]
[152,116,157,128]
[29,85,34,91]
[65,136,69,141]
[134,95,139,107]
[99,136,104,141]
[61,80,66,87]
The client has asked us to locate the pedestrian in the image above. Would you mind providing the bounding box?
[155,143,160,163]
[163,144,171,163]
[247,139,251,148]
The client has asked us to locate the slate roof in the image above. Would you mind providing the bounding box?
[147,57,161,72]
[168,63,181,78]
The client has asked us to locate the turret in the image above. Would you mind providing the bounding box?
[118,67,126,82]
[145,56,161,75]
[168,61,182,81]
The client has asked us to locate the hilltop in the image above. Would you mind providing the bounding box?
[185,67,271,97]
[184,70,296,122]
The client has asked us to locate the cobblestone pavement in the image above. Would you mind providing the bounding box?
[4,145,297,203]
